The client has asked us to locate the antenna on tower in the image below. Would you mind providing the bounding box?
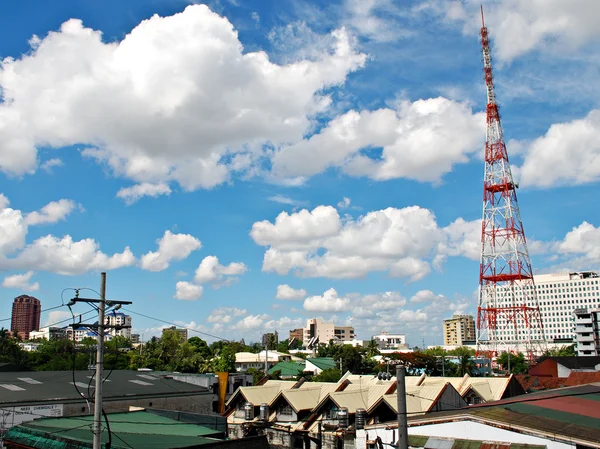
[480,5,485,27]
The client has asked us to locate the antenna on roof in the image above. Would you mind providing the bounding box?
[480,4,485,27]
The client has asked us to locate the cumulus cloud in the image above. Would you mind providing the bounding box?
[251,204,478,280]
[410,290,439,303]
[174,281,203,300]
[6,235,135,275]
[276,284,307,300]
[0,194,134,275]
[304,288,350,312]
[140,230,201,271]
[0,5,365,190]
[2,271,39,291]
[435,0,600,61]
[194,255,247,286]
[519,110,600,188]
[207,307,247,324]
[24,199,79,226]
[271,98,484,183]
[116,183,172,204]
[233,314,270,330]
[44,310,73,327]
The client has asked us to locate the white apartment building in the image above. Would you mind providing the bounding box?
[494,271,600,343]
[573,308,600,356]
[29,326,66,341]
[303,319,354,347]
[372,332,407,349]
[105,312,132,339]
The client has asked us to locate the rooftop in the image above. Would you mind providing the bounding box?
[4,410,239,449]
[406,382,600,447]
[0,370,212,406]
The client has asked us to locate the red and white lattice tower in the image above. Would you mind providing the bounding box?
[476,7,546,359]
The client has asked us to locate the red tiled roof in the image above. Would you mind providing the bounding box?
[515,374,567,391]
[565,371,600,387]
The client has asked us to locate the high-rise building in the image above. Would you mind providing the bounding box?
[262,331,278,347]
[498,271,600,343]
[302,318,354,347]
[104,312,132,340]
[573,308,600,356]
[11,295,41,340]
[444,315,475,346]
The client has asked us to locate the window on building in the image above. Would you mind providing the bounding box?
[280,404,294,416]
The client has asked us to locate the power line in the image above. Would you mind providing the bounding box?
[123,308,230,342]
[0,304,67,324]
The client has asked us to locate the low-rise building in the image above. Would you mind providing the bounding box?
[529,356,600,378]
[234,350,303,372]
[0,370,217,434]
[574,307,600,356]
[105,312,132,339]
[358,382,600,449]
[372,332,407,349]
[28,326,66,341]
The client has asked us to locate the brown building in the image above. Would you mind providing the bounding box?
[443,314,475,346]
[11,295,41,340]
[289,328,303,343]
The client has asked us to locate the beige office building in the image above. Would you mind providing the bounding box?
[444,314,475,346]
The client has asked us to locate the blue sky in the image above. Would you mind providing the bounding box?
[1,0,600,346]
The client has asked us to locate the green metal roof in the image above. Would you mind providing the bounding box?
[306,357,337,371]
[268,361,305,377]
[4,411,224,449]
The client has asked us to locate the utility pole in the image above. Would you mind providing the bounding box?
[441,356,445,377]
[93,272,106,449]
[396,365,408,449]
[68,272,132,449]
[507,351,511,374]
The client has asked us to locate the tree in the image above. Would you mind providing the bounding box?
[214,346,236,373]
[313,368,342,382]
[497,351,528,374]
[188,337,212,359]
[265,334,278,351]
[452,353,477,377]
[543,344,576,357]
[366,340,380,358]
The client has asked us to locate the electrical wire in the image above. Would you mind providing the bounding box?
[0,304,67,323]
[123,308,230,341]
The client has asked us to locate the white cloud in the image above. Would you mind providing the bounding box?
[233,314,269,330]
[140,230,201,271]
[435,0,600,62]
[271,98,484,184]
[276,284,307,300]
[194,255,247,285]
[6,235,135,275]
[252,205,461,280]
[174,281,203,300]
[0,5,365,190]
[44,310,73,327]
[337,197,351,209]
[264,316,304,332]
[304,288,350,312]
[268,195,307,207]
[2,271,39,291]
[410,290,439,304]
[40,158,63,172]
[116,183,172,204]
[519,110,600,188]
[24,199,79,226]
[343,0,406,43]
[0,197,28,255]
[207,307,247,324]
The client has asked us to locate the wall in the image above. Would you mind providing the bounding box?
[355,421,574,449]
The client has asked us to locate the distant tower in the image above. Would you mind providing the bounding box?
[11,295,41,340]
[476,7,545,358]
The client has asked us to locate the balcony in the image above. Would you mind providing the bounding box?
[577,334,595,342]
[576,325,594,333]
[576,317,593,324]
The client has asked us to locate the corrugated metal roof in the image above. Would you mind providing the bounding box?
[282,388,322,412]
[424,437,454,449]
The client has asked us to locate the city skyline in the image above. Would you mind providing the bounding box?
[1,0,600,345]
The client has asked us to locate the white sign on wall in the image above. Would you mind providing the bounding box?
[0,404,63,431]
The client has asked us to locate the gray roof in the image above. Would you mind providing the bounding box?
[0,370,212,406]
